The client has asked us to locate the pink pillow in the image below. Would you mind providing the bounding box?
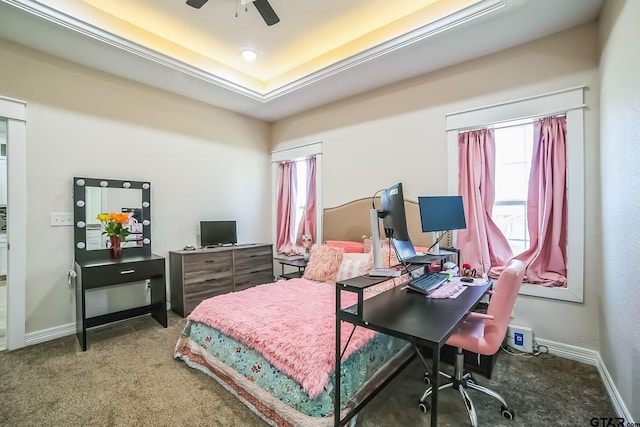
[337,253,371,281]
[325,240,365,253]
[303,245,345,283]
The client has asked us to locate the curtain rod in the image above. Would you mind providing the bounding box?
[446,85,587,118]
[270,141,321,155]
[446,106,584,133]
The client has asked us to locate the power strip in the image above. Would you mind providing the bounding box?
[507,324,533,353]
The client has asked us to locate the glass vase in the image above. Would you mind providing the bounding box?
[109,235,122,258]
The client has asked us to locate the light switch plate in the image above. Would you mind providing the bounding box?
[50,213,73,226]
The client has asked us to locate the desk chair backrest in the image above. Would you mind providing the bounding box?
[483,259,525,354]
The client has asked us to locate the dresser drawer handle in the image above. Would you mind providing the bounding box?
[120,269,135,275]
[204,260,216,263]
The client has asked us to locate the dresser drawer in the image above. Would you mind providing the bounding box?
[183,251,233,274]
[234,246,273,276]
[235,271,274,292]
[184,277,234,314]
[82,258,164,289]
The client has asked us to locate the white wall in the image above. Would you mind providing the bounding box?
[599,0,640,420]
[0,39,271,334]
[272,23,602,350]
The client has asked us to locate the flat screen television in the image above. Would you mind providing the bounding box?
[200,220,237,247]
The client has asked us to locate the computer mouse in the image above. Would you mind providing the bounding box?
[460,277,474,283]
[183,245,196,251]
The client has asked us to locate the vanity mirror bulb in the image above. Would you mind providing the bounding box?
[142,220,150,226]
[143,238,151,245]
[77,242,86,249]
[142,183,150,190]
[99,181,109,187]
[76,221,86,228]
[76,200,85,208]
[123,182,131,188]
[76,179,85,186]
[142,202,150,208]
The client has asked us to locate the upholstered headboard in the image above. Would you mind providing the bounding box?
[322,197,433,248]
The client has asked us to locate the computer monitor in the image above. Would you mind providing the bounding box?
[200,220,237,247]
[379,182,410,242]
[418,196,466,254]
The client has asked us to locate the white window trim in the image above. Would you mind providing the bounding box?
[0,95,27,349]
[270,142,323,250]
[446,86,585,303]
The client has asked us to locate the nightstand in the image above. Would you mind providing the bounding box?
[277,257,307,279]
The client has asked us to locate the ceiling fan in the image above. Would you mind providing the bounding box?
[186,0,280,26]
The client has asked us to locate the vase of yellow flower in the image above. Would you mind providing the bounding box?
[97,212,131,258]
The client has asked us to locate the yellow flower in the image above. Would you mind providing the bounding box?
[97,212,132,240]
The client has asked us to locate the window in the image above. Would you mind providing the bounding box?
[446,87,585,302]
[271,143,322,255]
[493,122,533,255]
[292,159,308,244]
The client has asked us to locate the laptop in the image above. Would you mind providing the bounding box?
[391,238,442,265]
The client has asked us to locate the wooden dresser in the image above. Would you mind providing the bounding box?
[169,243,273,317]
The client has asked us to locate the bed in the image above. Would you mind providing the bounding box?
[174,197,433,426]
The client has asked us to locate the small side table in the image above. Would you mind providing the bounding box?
[277,258,308,280]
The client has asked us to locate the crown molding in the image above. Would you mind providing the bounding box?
[4,0,505,103]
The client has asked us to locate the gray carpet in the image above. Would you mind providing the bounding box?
[0,312,615,426]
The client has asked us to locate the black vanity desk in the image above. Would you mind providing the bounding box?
[335,276,491,427]
[74,254,167,351]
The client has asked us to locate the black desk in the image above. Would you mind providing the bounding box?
[335,276,491,426]
[75,254,167,351]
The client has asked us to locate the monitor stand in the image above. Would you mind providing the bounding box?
[368,208,401,277]
[427,231,442,255]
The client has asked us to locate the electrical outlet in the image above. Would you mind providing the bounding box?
[50,213,73,227]
[507,324,533,353]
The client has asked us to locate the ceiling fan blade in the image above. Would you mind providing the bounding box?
[186,0,208,9]
[252,0,280,26]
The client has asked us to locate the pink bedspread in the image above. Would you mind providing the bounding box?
[187,278,377,398]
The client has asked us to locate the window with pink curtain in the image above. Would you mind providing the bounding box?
[457,128,514,278]
[295,157,317,247]
[275,161,297,255]
[275,157,317,255]
[458,116,568,287]
[513,116,568,287]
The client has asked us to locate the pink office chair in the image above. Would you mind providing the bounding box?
[418,259,526,427]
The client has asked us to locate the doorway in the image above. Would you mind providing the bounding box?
[0,95,26,351]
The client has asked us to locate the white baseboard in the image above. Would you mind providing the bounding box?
[536,338,633,423]
[25,302,172,347]
[25,322,76,346]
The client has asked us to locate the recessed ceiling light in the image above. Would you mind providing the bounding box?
[241,50,258,61]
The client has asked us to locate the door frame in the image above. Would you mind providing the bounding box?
[0,95,26,350]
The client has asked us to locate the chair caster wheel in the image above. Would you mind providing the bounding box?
[423,374,431,385]
[418,401,430,413]
[501,405,515,420]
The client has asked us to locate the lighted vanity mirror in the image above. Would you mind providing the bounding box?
[73,177,152,261]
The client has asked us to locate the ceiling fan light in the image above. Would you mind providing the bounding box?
[241,50,259,61]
